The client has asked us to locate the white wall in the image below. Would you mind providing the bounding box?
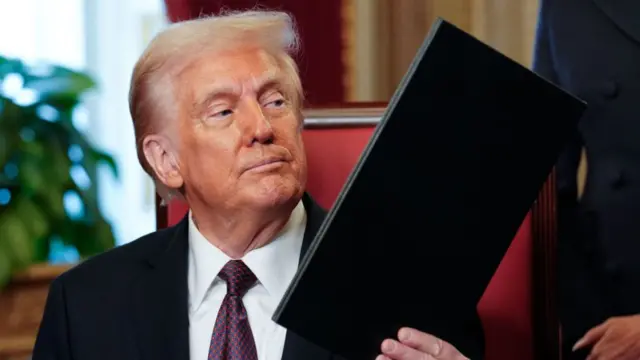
[84,0,168,244]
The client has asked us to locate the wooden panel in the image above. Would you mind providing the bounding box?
[349,0,540,100]
[349,0,379,101]
[342,0,356,101]
[431,0,473,32]
[374,0,435,100]
[0,265,70,360]
[471,0,539,67]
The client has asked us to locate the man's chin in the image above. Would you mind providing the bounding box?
[247,184,303,210]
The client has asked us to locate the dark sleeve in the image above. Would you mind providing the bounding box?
[32,277,72,360]
[532,2,610,355]
[531,0,582,210]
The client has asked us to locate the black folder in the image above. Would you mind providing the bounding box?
[273,19,586,360]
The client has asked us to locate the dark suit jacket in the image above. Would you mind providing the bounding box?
[32,195,341,360]
[533,0,640,358]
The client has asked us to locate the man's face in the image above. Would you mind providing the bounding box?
[173,47,307,211]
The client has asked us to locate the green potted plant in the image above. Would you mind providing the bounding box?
[0,55,118,290]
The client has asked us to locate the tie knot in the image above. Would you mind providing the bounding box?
[218,260,256,297]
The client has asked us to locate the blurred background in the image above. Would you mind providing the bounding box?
[0,0,543,358]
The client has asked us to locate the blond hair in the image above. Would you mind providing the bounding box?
[128,10,304,202]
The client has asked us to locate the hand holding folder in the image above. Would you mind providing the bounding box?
[377,327,469,360]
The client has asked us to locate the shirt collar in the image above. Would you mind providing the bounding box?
[188,200,307,311]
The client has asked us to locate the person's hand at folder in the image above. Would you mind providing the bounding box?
[376,327,469,360]
[573,314,640,360]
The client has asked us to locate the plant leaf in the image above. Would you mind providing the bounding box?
[13,197,49,242]
[0,57,24,82]
[0,211,34,270]
[0,56,116,289]
[89,149,119,179]
[32,235,50,263]
[95,219,116,252]
[24,67,95,100]
[17,153,47,193]
[0,248,12,291]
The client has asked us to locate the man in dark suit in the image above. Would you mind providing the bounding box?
[532,1,640,359]
[32,10,474,360]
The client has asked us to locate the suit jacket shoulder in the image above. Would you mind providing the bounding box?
[57,222,183,293]
[33,220,190,360]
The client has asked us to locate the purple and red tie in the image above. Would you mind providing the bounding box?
[208,260,258,360]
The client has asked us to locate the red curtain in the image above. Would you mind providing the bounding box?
[163,0,345,106]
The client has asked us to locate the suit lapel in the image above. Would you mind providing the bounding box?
[130,195,334,360]
[281,194,334,360]
[592,0,640,44]
[131,216,190,360]
[299,193,327,259]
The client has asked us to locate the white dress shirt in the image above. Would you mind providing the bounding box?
[187,201,307,360]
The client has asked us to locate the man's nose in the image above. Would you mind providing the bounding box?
[242,101,274,145]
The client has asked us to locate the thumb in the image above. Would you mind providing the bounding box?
[573,323,608,351]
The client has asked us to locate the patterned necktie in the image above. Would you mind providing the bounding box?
[208,260,258,360]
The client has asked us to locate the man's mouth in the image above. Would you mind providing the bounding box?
[246,157,286,172]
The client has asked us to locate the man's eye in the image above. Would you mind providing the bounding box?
[265,99,286,108]
[212,109,233,118]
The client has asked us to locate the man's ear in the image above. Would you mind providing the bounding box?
[142,135,184,190]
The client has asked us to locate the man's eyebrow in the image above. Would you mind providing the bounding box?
[257,79,286,96]
[254,73,285,93]
[192,84,239,115]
